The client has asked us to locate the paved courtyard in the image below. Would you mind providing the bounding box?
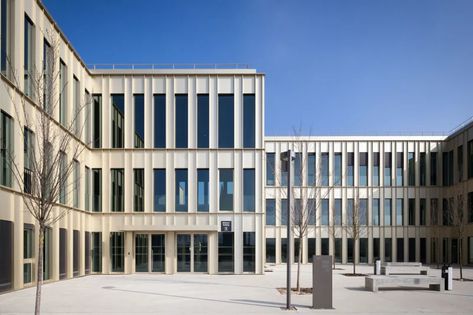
[1,264,473,314]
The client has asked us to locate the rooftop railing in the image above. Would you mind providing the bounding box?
[87,63,250,70]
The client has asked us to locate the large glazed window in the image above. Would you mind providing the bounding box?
[110,232,124,272]
[43,39,53,113]
[334,153,341,186]
[23,127,34,193]
[197,94,209,148]
[372,152,380,186]
[243,232,255,272]
[218,94,234,148]
[359,152,368,186]
[73,76,80,135]
[73,230,79,277]
[24,14,34,97]
[396,198,404,226]
[175,169,188,212]
[92,232,102,272]
[266,153,275,186]
[420,152,426,186]
[321,153,329,186]
[152,234,165,272]
[134,169,144,212]
[154,169,166,212]
[154,94,166,148]
[384,152,392,186]
[175,94,188,148]
[266,238,275,263]
[197,169,209,212]
[111,94,125,148]
[219,169,233,211]
[92,94,102,148]
[307,153,316,186]
[243,169,255,212]
[0,111,12,187]
[59,228,67,279]
[84,166,90,211]
[92,168,102,212]
[59,60,67,126]
[134,94,144,148]
[347,152,354,186]
[384,199,392,226]
[58,151,66,204]
[468,140,473,179]
[0,0,11,75]
[135,234,148,272]
[23,224,34,284]
[218,232,234,273]
[73,160,80,208]
[396,152,404,186]
[243,94,255,148]
[266,199,275,225]
[294,153,302,186]
[0,220,13,292]
[111,169,124,212]
[408,152,415,186]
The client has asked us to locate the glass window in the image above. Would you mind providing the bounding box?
[92,169,102,212]
[243,94,255,148]
[110,232,124,272]
[384,238,392,262]
[73,160,80,208]
[281,199,288,225]
[85,166,90,211]
[359,152,368,186]
[218,232,234,272]
[59,60,67,126]
[408,152,415,186]
[420,198,426,226]
[152,234,165,272]
[135,234,148,272]
[266,238,275,263]
[359,199,368,225]
[175,94,188,148]
[408,198,415,226]
[335,238,342,263]
[280,160,288,187]
[347,152,354,186]
[334,198,342,225]
[308,238,316,262]
[111,94,125,148]
[384,152,392,186]
[73,230,79,277]
[397,238,404,262]
[431,198,439,225]
[0,111,13,187]
[85,90,91,145]
[243,232,255,272]
[0,0,11,75]
[360,238,368,263]
[219,169,233,211]
[23,127,34,194]
[281,238,288,263]
[331,153,341,186]
[218,94,234,148]
[24,15,34,97]
[419,152,426,186]
[266,153,275,186]
[468,192,473,224]
[92,94,102,148]
[154,169,166,212]
[194,234,208,273]
[396,152,403,186]
[175,169,188,212]
[347,239,353,263]
[372,198,380,226]
[134,94,144,148]
[396,198,404,226]
[243,169,255,212]
[59,228,67,279]
[23,224,34,284]
[58,151,66,204]
[266,199,275,225]
[408,238,416,262]
[73,76,80,136]
[321,153,329,186]
[294,152,302,186]
[154,94,166,148]
[308,153,316,186]
[458,145,463,182]
[197,94,209,148]
[134,169,144,212]
[431,152,438,185]
[43,39,53,113]
[347,199,354,225]
[468,140,473,179]
[321,199,329,225]
[372,152,380,186]
[197,169,209,212]
[91,232,102,273]
[373,238,380,261]
[384,198,392,226]
[307,199,315,225]
[111,169,124,212]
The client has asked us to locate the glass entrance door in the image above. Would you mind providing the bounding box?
[194,234,208,272]
[152,234,165,272]
[177,234,191,272]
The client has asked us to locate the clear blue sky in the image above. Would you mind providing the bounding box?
[43,0,473,136]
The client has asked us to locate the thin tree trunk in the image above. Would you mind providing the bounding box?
[296,239,302,292]
[35,226,44,315]
[459,239,463,280]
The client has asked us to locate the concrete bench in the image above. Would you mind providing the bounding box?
[381,263,429,275]
[365,275,444,292]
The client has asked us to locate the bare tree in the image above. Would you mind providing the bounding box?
[2,32,88,314]
[271,131,337,292]
[343,191,367,275]
[448,193,466,280]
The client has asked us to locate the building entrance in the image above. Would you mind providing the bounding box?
[177,233,208,273]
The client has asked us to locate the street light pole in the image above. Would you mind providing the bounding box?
[280,150,294,310]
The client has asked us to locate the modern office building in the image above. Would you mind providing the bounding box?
[0,0,472,294]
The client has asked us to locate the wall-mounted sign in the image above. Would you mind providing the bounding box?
[221,221,232,232]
